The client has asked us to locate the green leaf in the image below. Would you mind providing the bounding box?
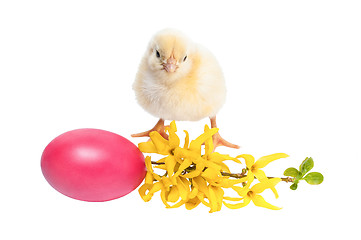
[284,167,299,177]
[303,172,324,185]
[292,172,303,184]
[290,183,298,190]
[299,157,314,176]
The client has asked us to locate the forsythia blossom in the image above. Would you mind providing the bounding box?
[138,121,287,213]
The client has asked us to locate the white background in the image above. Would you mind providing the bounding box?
[1,0,360,239]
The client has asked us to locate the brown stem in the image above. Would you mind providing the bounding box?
[220,172,246,178]
[221,172,293,182]
[150,161,294,183]
[151,161,165,165]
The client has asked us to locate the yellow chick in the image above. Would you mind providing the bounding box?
[132,29,239,149]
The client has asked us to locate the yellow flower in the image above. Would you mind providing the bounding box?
[139,121,181,183]
[138,120,179,155]
[224,178,282,210]
[237,153,289,198]
[188,124,218,155]
[208,185,224,213]
[137,121,287,213]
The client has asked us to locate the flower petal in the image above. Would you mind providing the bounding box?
[185,197,201,210]
[193,176,209,196]
[144,157,162,181]
[252,194,282,210]
[231,185,249,197]
[161,188,185,209]
[189,127,218,154]
[253,153,289,169]
[217,162,231,173]
[237,154,255,168]
[253,170,280,198]
[243,171,254,189]
[188,184,199,199]
[251,178,281,194]
[182,161,205,178]
[164,155,177,177]
[270,187,279,199]
[144,172,153,184]
[204,125,214,156]
[173,146,196,160]
[209,153,243,165]
[253,169,267,181]
[139,182,163,202]
[173,158,193,178]
[208,185,224,213]
[138,184,153,202]
[197,192,210,207]
[160,188,171,208]
[149,182,163,194]
[176,177,190,201]
[201,167,221,181]
[223,196,251,209]
[218,177,248,188]
[167,186,180,202]
[160,176,172,191]
[208,152,227,163]
[149,131,171,155]
[203,160,222,172]
[167,200,186,209]
[167,122,180,149]
[183,130,190,149]
[138,141,157,153]
[144,156,153,172]
[154,164,167,170]
[169,120,177,132]
[223,196,244,201]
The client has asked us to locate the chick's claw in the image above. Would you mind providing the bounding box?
[131,119,169,140]
[212,132,240,150]
[209,116,240,150]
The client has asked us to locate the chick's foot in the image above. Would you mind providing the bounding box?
[131,119,169,140]
[210,116,240,150]
[212,132,240,150]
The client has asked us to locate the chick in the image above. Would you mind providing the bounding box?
[132,29,239,149]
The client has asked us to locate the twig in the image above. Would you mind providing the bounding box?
[150,161,294,183]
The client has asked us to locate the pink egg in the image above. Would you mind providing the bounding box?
[41,129,146,202]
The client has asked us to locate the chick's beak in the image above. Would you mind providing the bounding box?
[163,57,177,73]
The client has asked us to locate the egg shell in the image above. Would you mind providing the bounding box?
[41,128,146,202]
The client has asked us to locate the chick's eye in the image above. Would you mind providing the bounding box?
[183,55,187,62]
[156,50,160,58]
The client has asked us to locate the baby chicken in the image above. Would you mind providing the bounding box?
[132,29,239,149]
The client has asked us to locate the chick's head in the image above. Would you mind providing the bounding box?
[146,29,194,82]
